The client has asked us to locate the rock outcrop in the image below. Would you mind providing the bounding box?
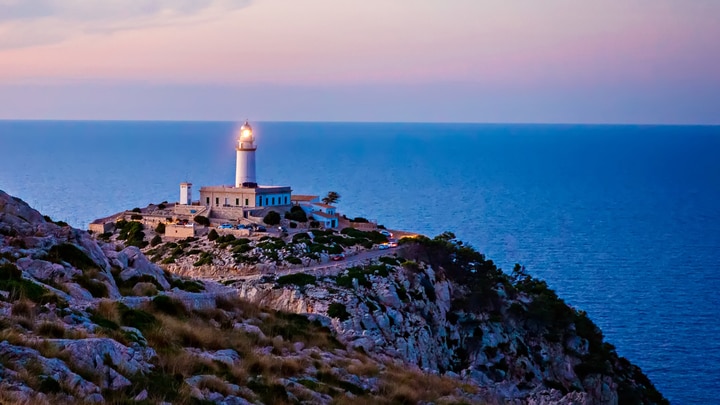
[0,190,667,405]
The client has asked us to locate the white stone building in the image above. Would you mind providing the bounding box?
[178,120,293,215]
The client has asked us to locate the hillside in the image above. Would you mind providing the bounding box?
[0,190,666,404]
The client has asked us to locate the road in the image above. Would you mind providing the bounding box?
[236,247,399,281]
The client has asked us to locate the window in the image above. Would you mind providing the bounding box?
[245,198,249,205]
[206,197,210,205]
[265,198,268,205]
[272,197,275,205]
[215,198,219,205]
[258,197,262,206]
[285,196,288,204]
[236,198,239,206]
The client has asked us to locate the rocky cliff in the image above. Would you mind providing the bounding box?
[0,190,667,405]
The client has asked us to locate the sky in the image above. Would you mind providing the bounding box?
[0,0,718,124]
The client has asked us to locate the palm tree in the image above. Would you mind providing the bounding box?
[322,191,340,205]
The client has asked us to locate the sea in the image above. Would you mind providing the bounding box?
[1,120,719,404]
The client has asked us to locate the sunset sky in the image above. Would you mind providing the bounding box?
[0,0,718,124]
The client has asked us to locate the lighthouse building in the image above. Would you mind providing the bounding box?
[195,121,291,211]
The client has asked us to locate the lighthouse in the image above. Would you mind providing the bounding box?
[235,120,257,188]
[199,119,291,209]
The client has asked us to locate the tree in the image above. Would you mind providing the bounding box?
[263,211,281,225]
[322,191,340,205]
[194,215,210,226]
[155,223,166,234]
[208,229,219,241]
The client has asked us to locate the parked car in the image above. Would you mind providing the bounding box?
[331,254,345,261]
[256,226,267,232]
[236,224,247,229]
[378,243,390,250]
[219,223,233,229]
[380,230,393,238]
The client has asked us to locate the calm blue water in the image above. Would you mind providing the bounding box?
[1,121,719,403]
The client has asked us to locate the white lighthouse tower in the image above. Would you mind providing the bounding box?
[235,120,257,188]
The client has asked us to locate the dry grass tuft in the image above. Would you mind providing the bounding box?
[36,322,65,338]
[0,327,25,345]
[11,299,34,318]
[377,364,462,403]
[197,375,234,396]
[95,299,121,324]
[347,358,380,377]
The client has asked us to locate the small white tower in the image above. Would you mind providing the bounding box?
[235,120,257,188]
[180,182,192,205]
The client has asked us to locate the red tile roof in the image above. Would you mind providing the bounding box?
[312,211,337,219]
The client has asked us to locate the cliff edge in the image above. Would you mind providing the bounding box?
[0,190,667,404]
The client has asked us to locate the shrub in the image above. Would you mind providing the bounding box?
[289,222,297,229]
[352,217,369,223]
[116,221,147,248]
[170,278,204,293]
[118,303,158,331]
[208,229,219,241]
[155,223,166,234]
[74,274,109,298]
[157,203,166,210]
[292,233,311,242]
[277,273,316,287]
[0,262,22,280]
[152,295,188,317]
[46,244,97,271]
[0,263,53,303]
[285,256,302,265]
[194,215,210,226]
[130,214,143,220]
[336,266,371,288]
[150,235,162,247]
[37,322,65,338]
[309,220,320,228]
[132,208,142,213]
[327,303,350,321]
[263,211,281,225]
[194,252,213,267]
[284,206,308,223]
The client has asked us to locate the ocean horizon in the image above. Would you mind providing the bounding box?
[2,120,719,404]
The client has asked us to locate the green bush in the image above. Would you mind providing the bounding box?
[277,273,316,287]
[150,235,162,247]
[293,233,311,242]
[152,295,188,317]
[0,263,56,303]
[327,303,350,321]
[132,208,141,213]
[284,206,308,223]
[194,215,210,226]
[289,222,298,229]
[263,211,281,225]
[155,223,166,234]
[208,229,219,241]
[130,214,143,221]
[309,220,320,228]
[285,256,302,265]
[170,278,204,293]
[118,303,158,331]
[116,221,147,248]
[74,274,109,298]
[47,244,98,271]
[336,267,371,288]
[194,252,213,267]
